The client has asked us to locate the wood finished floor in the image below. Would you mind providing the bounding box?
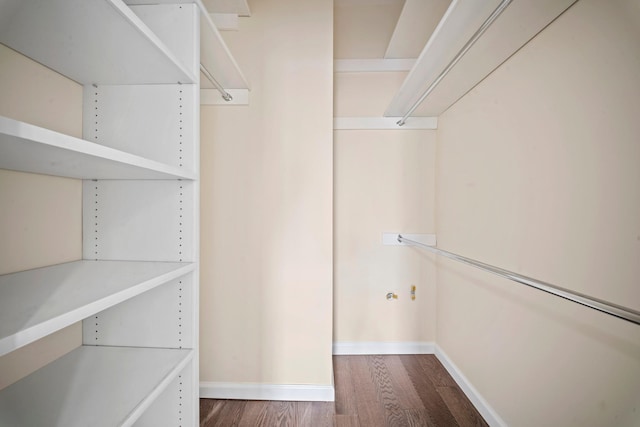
[200,355,488,427]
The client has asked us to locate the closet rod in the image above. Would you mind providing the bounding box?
[397,235,640,326]
[397,0,512,126]
[200,64,233,101]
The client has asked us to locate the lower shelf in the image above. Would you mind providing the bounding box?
[0,345,193,427]
[0,260,194,356]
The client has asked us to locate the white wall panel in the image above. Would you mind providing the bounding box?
[83,84,196,171]
[83,276,194,349]
[134,363,195,427]
[83,180,195,262]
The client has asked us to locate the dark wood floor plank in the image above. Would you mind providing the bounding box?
[199,399,219,427]
[367,355,410,427]
[398,355,459,427]
[297,401,334,427]
[334,414,361,427]
[271,401,297,426]
[200,399,247,427]
[437,386,488,427]
[334,356,358,416]
[349,355,388,427]
[383,355,425,410]
[237,400,278,427]
[404,409,436,427]
[416,355,457,387]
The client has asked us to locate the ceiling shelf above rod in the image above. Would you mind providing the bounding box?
[396,0,513,126]
[385,0,578,120]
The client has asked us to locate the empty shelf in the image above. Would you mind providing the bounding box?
[0,260,195,356]
[0,116,196,180]
[0,0,196,85]
[386,0,576,117]
[121,0,250,90]
[0,346,193,427]
[199,9,250,90]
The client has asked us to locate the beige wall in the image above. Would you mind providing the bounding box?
[199,0,334,385]
[435,0,640,425]
[334,0,404,59]
[334,72,407,117]
[333,3,437,345]
[334,129,436,343]
[0,44,83,389]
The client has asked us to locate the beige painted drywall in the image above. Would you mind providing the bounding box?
[333,67,437,344]
[0,44,83,137]
[0,44,83,389]
[334,0,404,59]
[435,0,640,425]
[334,71,408,117]
[199,0,334,385]
[333,129,437,343]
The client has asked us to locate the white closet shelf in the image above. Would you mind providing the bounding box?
[0,260,195,357]
[122,0,250,90]
[385,0,576,117]
[0,0,196,85]
[0,346,193,427]
[0,116,196,180]
[199,7,250,90]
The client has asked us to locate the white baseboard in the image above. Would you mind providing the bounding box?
[199,382,335,402]
[332,341,435,355]
[434,345,507,427]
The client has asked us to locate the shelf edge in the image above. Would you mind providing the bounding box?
[0,262,195,357]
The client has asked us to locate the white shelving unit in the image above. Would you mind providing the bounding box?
[0,260,194,356]
[0,0,237,423]
[0,0,196,85]
[385,0,577,117]
[0,346,193,427]
[120,0,250,92]
[0,117,196,180]
[199,8,250,90]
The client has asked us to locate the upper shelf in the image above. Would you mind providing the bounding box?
[199,7,250,90]
[385,0,577,117]
[0,346,193,427]
[0,0,196,85]
[0,260,194,357]
[0,116,196,180]
[121,0,250,90]
[384,0,451,60]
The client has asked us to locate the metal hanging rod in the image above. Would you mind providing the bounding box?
[397,0,513,126]
[397,234,640,326]
[200,64,233,102]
